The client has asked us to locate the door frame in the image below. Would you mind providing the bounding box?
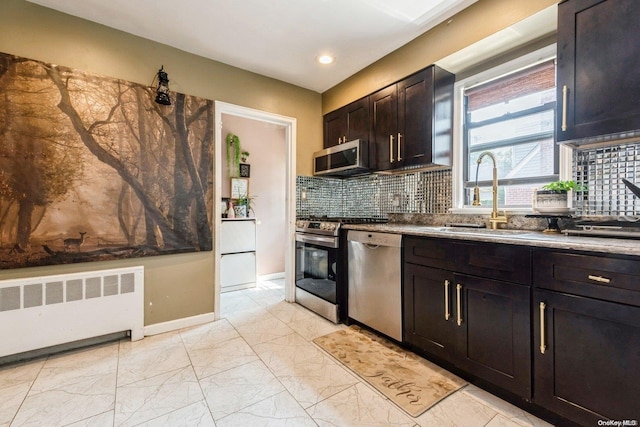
[213,101,297,319]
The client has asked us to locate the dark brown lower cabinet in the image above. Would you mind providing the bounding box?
[403,264,455,362]
[534,289,640,425]
[403,254,531,398]
[455,274,531,398]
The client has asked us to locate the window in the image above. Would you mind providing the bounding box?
[462,58,558,208]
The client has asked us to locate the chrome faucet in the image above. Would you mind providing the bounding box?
[473,151,508,230]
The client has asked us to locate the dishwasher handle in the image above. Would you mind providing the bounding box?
[347,230,402,248]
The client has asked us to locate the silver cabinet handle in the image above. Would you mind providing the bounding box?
[343,135,347,144]
[456,284,463,326]
[539,302,546,354]
[588,274,611,284]
[561,85,568,132]
[397,133,402,161]
[444,280,450,321]
[389,134,395,163]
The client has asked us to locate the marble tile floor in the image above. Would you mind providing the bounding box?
[0,279,553,427]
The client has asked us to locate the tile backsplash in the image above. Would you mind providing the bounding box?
[297,169,452,218]
[297,141,640,219]
[574,142,640,216]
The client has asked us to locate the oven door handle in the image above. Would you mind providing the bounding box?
[295,233,339,248]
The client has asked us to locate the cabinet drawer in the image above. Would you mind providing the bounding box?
[221,252,256,287]
[221,220,256,253]
[533,250,640,306]
[404,236,455,270]
[455,242,531,285]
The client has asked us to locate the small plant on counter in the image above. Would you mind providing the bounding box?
[541,180,585,193]
[237,194,256,216]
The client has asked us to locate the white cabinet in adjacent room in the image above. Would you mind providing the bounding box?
[220,218,257,292]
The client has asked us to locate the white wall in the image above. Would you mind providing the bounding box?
[221,114,287,276]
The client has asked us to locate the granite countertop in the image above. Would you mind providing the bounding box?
[343,223,640,257]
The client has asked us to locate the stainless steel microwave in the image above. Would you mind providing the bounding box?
[313,139,369,177]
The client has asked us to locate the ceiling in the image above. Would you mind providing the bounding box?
[26,0,479,93]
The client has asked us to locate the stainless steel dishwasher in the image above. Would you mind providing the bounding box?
[347,230,402,341]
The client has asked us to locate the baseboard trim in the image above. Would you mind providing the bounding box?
[144,312,216,336]
[258,272,285,281]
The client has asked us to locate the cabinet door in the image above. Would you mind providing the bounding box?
[534,290,640,425]
[369,85,398,170]
[398,68,433,167]
[557,0,640,142]
[454,274,531,398]
[323,108,347,148]
[345,97,369,143]
[403,264,455,362]
[220,220,256,254]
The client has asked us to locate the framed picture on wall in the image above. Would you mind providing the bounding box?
[231,178,249,199]
[239,163,251,178]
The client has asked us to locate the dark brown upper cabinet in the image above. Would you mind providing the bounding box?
[323,97,369,148]
[370,66,454,171]
[556,0,640,145]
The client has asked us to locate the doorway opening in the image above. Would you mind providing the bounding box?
[213,101,296,319]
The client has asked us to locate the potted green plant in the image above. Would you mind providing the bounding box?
[235,194,256,217]
[533,180,584,213]
[540,180,584,192]
[241,150,250,163]
[226,133,241,177]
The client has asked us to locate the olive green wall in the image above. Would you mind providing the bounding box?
[322,0,558,114]
[0,0,322,325]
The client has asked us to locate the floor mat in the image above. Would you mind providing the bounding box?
[313,325,466,417]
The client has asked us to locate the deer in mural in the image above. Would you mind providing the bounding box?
[63,232,87,252]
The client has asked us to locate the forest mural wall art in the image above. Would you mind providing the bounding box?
[0,52,213,269]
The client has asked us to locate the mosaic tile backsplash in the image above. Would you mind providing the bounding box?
[297,141,640,219]
[574,142,640,216]
[297,169,452,218]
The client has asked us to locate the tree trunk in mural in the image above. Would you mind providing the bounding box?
[172,93,194,244]
[45,65,186,248]
[197,101,214,250]
[15,199,34,248]
[174,93,213,250]
[134,86,159,247]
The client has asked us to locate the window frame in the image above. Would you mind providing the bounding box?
[450,44,573,213]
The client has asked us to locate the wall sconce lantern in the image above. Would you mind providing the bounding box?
[154,66,171,105]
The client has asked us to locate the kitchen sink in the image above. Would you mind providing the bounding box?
[430,227,535,236]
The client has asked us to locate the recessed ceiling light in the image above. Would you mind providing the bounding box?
[317,55,335,65]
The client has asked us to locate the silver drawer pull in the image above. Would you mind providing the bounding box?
[588,274,611,284]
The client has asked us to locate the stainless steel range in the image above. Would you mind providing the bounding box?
[294,217,387,323]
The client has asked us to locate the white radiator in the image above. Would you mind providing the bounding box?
[0,266,144,358]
